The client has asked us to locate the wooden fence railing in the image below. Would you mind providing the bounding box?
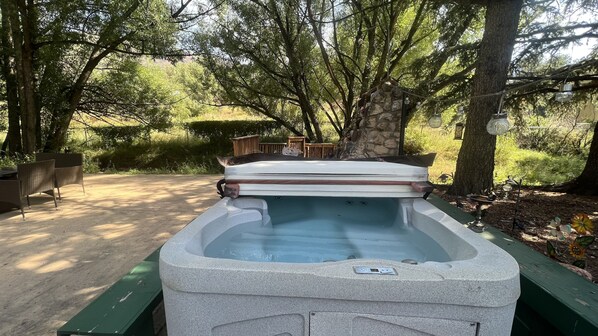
[259,143,286,154]
[232,135,336,158]
[231,135,260,156]
[306,143,336,158]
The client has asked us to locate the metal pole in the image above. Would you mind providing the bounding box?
[398,92,408,155]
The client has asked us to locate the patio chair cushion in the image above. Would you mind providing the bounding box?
[17,160,57,198]
[36,153,84,191]
[0,180,24,218]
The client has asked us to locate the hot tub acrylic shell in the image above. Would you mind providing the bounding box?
[160,196,520,336]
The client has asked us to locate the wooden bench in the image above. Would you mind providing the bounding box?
[57,248,166,336]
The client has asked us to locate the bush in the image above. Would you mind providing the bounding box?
[516,125,590,157]
[90,126,151,148]
[185,120,280,141]
[93,137,230,174]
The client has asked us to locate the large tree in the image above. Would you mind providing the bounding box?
[0,0,23,155]
[448,0,598,195]
[0,0,195,154]
[449,0,524,195]
[196,0,326,141]
[198,0,482,140]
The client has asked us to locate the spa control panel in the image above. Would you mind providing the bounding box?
[353,266,397,275]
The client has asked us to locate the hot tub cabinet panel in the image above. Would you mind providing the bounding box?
[160,196,520,336]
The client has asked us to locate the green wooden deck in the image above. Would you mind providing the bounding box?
[57,248,165,336]
[427,195,598,336]
[59,195,598,336]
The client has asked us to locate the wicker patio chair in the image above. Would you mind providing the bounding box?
[17,159,58,209]
[0,180,25,219]
[36,153,85,199]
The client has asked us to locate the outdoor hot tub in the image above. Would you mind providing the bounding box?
[160,160,520,336]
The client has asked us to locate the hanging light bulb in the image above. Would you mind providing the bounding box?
[428,103,442,128]
[487,93,510,135]
[428,113,442,128]
[555,83,574,103]
[487,112,510,135]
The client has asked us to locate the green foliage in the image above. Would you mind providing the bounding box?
[0,0,186,152]
[508,153,584,185]
[510,99,594,157]
[403,126,428,154]
[90,126,150,148]
[0,110,7,132]
[85,58,173,130]
[516,126,591,156]
[576,235,596,248]
[0,156,17,168]
[185,120,280,141]
[493,135,585,185]
[411,122,586,185]
[93,137,228,174]
[129,59,216,123]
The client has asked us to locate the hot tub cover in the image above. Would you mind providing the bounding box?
[222,160,433,198]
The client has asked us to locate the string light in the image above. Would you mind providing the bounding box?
[394,65,582,134]
[486,94,510,135]
[555,82,574,102]
[397,64,580,107]
[428,105,442,128]
[428,114,442,128]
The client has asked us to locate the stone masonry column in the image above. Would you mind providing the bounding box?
[338,79,405,159]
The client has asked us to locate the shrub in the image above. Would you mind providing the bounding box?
[90,126,151,148]
[93,137,229,174]
[185,120,280,141]
[516,125,590,157]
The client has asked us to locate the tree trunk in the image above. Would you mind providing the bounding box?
[559,122,598,195]
[44,28,132,152]
[15,0,37,154]
[0,0,23,155]
[449,0,523,195]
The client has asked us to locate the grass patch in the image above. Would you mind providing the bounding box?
[415,125,587,186]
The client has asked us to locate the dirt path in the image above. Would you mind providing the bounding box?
[0,174,221,336]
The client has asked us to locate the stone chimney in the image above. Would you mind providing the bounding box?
[338,79,405,158]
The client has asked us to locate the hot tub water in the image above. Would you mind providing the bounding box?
[205,196,450,263]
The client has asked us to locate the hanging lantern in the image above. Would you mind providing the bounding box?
[454,122,464,140]
[555,83,574,102]
[502,181,513,199]
[428,114,442,128]
[486,112,510,135]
